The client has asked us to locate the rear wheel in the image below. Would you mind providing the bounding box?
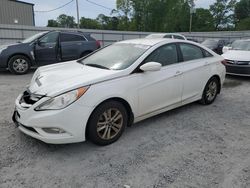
[200,77,219,105]
[87,101,128,146]
[8,55,31,75]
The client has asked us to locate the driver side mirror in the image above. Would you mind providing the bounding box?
[140,62,162,72]
[35,39,45,47]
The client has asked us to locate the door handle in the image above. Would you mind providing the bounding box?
[175,71,183,76]
[204,62,210,66]
[48,46,53,49]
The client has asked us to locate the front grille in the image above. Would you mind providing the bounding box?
[19,90,43,108]
[226,65,250,75]
[226,60,250,65]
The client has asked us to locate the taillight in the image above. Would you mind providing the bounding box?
[221,59,227,66]
[96,40,101,48]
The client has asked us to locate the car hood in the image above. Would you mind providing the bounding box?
[222,50,250,61]
[28,61,124,96]
[0,42,27,49]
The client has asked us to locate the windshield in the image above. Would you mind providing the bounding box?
[231,40,250,51]
[202,39,218,46]
[80,43,150,70]
[22,31,48,43]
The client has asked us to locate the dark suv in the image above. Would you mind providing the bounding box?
[201,39,229,55]
[0,31,101,74]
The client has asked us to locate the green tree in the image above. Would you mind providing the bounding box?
[192,8,215,31]
[97,14,119,30]
[236,17,250,30]
[79,17,101,29]
[57,14,76,28]
[47,19,59,27]
[130,0,191,32]
[235,0,250,30]
[235,0,250,20]
[116,0,132,29]
[209,0,237,30]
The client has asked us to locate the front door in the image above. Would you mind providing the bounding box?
[35,32,59,65]
[136,43,183,116]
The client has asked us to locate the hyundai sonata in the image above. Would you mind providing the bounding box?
[13,38,226,145]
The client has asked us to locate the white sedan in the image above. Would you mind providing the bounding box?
[222,39,250,76]
[13,38,226,145]
[146,33,187,40]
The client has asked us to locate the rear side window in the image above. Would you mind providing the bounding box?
[179,43,204,61]
[203,50,213,57]
[164,35,172,39]
[145,44,178,66]
[174,35,185,40]
[60,33,86,42]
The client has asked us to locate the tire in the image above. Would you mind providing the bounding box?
[8,55,31,75]
[87,101,128,146]
[200,77,219,105]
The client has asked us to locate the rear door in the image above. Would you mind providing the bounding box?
[177,43,212,103]
[60,33,87,61]
[35,32,59,65]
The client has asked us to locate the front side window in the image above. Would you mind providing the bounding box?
[180,43,204,61]
[145,44,178,66]
[61,33,86,42]
[22,31,48,43]
[39,32,59,44]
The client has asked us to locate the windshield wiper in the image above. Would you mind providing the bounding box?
[85,64,110,70]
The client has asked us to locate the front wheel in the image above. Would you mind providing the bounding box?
[200,77,219,105]
[8,55,31,75]
[87,101,128,146]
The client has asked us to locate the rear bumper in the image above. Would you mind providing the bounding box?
[225,64,250,76]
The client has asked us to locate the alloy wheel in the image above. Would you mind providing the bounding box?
[13,58,29,73]
[206,81,218,102]
[97,108,123,140]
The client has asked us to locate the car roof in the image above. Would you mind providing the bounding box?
[117,38,189,46]
[146,33,186,38]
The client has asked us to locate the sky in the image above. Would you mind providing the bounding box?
[23,0,216,26]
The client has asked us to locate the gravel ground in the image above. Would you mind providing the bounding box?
[0,71,250,188]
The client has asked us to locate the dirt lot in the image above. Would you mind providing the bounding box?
[0,71,250,188]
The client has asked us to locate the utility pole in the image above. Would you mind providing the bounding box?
[76,0,80,28]
[189,0,195,33]
[189,11,193,33]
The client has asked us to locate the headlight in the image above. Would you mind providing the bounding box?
[35,87,89,111]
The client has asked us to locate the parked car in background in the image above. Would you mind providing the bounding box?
[0,31,101,74]
[222,40,244,54]
[187,38,199,43]
[146,33,187,40]
[13,38,225,145]
[222,39,250,76]
[201,39,228,55]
